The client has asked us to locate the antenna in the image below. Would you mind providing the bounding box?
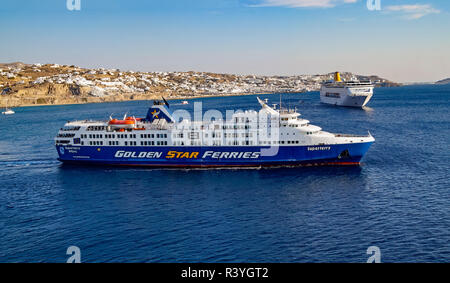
[162,96,170,108]
[279,93,282,110]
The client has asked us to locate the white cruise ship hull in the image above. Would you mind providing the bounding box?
[320,86,374,107]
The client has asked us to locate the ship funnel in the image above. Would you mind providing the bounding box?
[334,72,342,82]
[145,100,175,123]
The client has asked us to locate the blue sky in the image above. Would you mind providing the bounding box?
[0,0,449,82]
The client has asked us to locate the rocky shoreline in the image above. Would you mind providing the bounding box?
[0,62,401,108]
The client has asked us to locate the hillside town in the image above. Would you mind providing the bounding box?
[0,62,400,107]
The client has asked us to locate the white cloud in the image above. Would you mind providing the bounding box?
[248,0,358,8]
[385,4,440,20]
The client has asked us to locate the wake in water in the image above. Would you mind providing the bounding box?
[0,159,59,168]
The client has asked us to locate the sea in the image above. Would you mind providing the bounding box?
[1,84,449,262]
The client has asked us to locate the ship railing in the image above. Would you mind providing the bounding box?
[345,82,373,86]
[278,108,298,115]
[334,133,370,138]
[324,81,373,87]
[133,123,170,131]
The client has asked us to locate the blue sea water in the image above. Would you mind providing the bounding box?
[0,85,449,262]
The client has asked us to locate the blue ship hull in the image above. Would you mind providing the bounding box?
[56,142,373,168]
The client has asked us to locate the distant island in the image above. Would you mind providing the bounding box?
[435,78,450,85]
[0,62,401,107]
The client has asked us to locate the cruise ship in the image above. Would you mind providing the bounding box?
[55,98,375,167]
[320,72,374,107]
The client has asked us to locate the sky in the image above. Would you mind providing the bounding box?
[0,0,449,82]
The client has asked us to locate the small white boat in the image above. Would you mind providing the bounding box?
[181,100,189,105]
[2,109,15,115]
[2,101,15,115]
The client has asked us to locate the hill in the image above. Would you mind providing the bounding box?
[435,78,450,85]
[0,62,400,107]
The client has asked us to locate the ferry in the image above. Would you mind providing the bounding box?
[55,98,375,167]
[320,72,374,107]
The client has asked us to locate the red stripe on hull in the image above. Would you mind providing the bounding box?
[106,162,361,168]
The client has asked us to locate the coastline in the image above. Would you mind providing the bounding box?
[1,91,306,109]
[1,62,401,109]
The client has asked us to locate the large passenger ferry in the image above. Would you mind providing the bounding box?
[320,72,374,107]
[55,98,375,167]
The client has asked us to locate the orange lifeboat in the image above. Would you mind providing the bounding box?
[126,117,143,121]
[109,118,136,129]
[109,119,135,125]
